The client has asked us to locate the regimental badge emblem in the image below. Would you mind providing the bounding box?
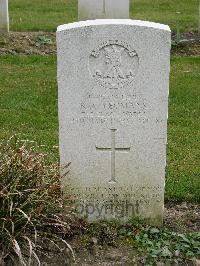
[89,40,139,89]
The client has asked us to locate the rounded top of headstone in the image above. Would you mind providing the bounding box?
[57,19,171,32]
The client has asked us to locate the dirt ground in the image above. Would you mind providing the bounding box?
[0,32,199,56]
[165,202,200,233]
[35,202,199,266]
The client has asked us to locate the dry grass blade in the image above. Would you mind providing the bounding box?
[54,237,75,262]
[22,236,34,266]
[16,208,38,241]
[16,208,31,222]
[9,200,13,217]
[42,238,63,251]
[12,239,26,266]
[32,250,41,266]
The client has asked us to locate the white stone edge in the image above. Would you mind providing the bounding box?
[57,19,171,32]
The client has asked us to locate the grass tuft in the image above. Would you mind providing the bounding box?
[0,136,74,265]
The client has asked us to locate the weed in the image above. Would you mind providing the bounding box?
[83,220,200,265]
[36,36,52,45]
[172,25,182,47]
[135,226,200,265]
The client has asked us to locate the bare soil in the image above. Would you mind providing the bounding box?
[0,32,199,56]
[0,32,56,56]
[165,202,200,233]
[35,202,200,266]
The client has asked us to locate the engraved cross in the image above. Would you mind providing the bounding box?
[96,129,130,184]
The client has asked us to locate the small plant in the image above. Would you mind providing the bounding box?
[0,136,74,265]
[134,226,200,265]
[83,220,200,265]
[36,35,52,45]
[172,11,182,47]
[175,24,181,45]
[172,25,181,47]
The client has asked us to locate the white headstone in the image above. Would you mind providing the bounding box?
[78,0,129,20]
[57,20,171,225]
[0,0,9,32]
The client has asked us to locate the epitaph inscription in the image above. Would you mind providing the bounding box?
[90,40,139,89]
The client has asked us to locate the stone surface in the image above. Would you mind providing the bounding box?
[57,19,171,224]
[78,0,129,20]
[0,0,9,32]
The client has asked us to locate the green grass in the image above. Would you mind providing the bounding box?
[0,55,199,202]
[9,0,199,32]
[0,56,58,150]
[166,57,200,202]
[10,0,77,32]
[130,0,199,32]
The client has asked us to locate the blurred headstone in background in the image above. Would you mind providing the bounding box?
[0,0,9,32]
[198,1,200,33]
[78,0,129,20]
